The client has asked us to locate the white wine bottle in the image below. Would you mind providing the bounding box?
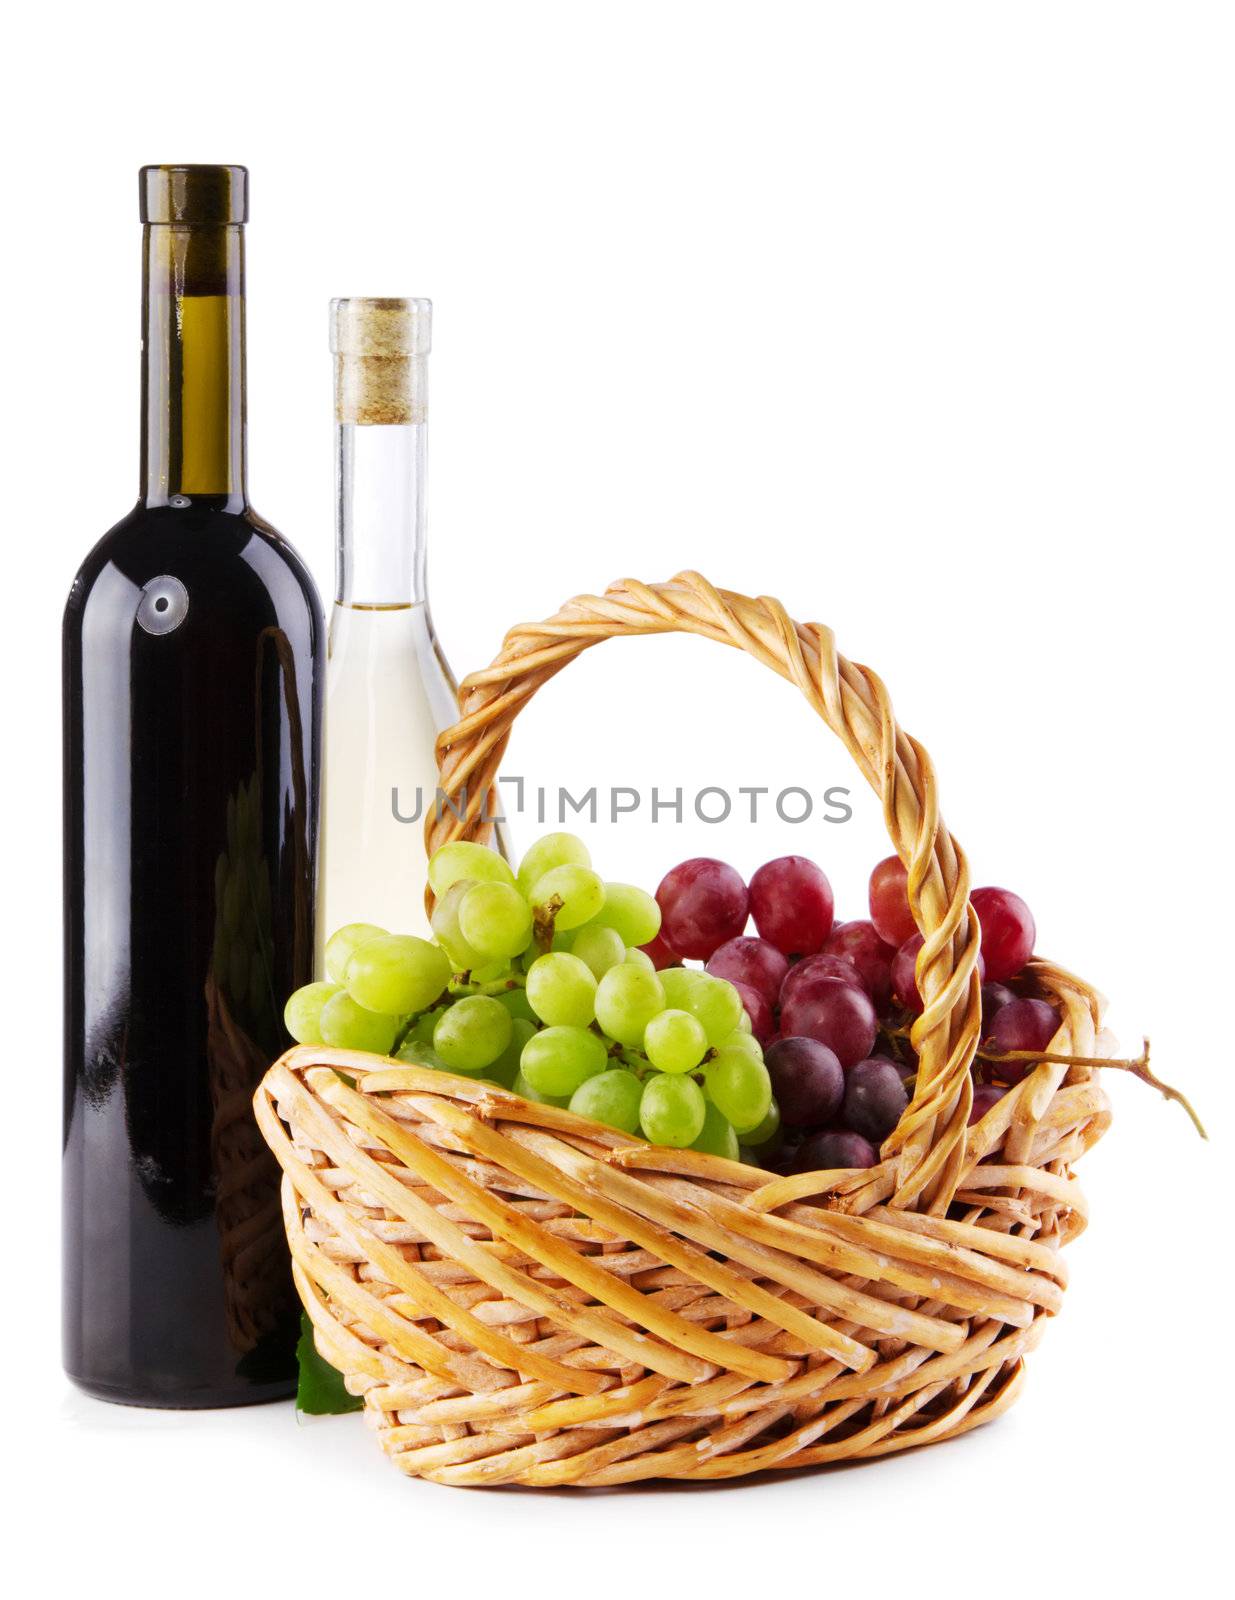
[322,298,463,941]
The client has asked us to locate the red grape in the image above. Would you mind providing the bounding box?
[764,1037,844,1128]
[730,979,774,1044]
[980,981,1017,1028]
[893,933,984,1014]
[841,1058,908,1144]
[983,997,1059,1083]
[640,930,682,970]
[779,976,877,1068]
[970,886,1035,983]
[763,1131,804,1175]
[823,920,896,1012]
[868,855,917,948]
[968,1082,1007,1124]
[779,953,863,1010]
[793,1128,878,1173]
[655,858,749,960]
[891,932,925,1012]
[706,936,789,1004]
[748,856,834,957]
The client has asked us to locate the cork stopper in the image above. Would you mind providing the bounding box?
[331,297,431,425]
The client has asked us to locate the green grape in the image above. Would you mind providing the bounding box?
[691,1101,741,1160]
[681,972,745,1046]
[325,922,389,984]
[511,1070,570,1108]
[659,967,704,1009]
[458,881,534,961]
[525,952,597,1027]
[433,995,513,1072]
[530,865,606,931]
[623,946,655,972]
[703,1047,772,1134]
[489,1017,537,1089]
[428,840,516,897]
[517,929,576,975]
[516,831,591,895]
[283,981,342,1044]
[395,1039,449,1070]
[716,1028,763,1061]
[520,1026,608,1097]
[431,879,484,970]
[569,1069,643,1133]
[408,1005,450,1043]
[639,1073,707,1148]
[643,1008,708,1074]
[744,1098,781,1147]
[345,934,451,1015]
[495,986,537,1023]
[570,924,627,980]
[470,959,512,984]
[655,960,742,1036]
[587,883,662,948]
[319,991,401,1055]
[736,1009,753,1034]
[492,985,534,1024]
[594,963,666,1048]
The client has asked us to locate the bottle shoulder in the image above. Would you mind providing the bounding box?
[244,504,323,605]
[64,501,324,645]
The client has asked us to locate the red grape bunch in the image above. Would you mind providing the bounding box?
[648,851,1052,1175]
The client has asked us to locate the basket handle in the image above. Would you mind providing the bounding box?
[427,571,983,1212]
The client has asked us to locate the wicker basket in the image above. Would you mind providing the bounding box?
[255,572,1113,1486]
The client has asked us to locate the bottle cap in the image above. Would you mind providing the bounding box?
[331,298,432,425]
[140,166,249,225]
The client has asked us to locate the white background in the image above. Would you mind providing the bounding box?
[3,2,1231,1593]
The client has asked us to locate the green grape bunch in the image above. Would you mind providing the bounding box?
[282,831,777,1165]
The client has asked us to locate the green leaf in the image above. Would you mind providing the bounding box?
[296,1311,362,1415]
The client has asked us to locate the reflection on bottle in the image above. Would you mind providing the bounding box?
[204,629,309,1366]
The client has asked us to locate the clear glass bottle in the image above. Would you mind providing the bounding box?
[321,298,462,941]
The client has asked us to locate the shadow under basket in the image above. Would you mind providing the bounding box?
[255,573,1113,1487]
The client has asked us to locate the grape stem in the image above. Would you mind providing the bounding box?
[614,1045,655,1080]
[981,1038,1207,1140]
[532,894,564,953]
[451,974,528,999]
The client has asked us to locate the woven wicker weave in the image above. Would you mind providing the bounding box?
[255,572,1112,1485]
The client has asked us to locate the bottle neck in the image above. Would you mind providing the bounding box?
[141,223,246,508]
[335,419,427,607]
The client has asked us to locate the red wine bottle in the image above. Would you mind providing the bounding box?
[62,166,323,1406]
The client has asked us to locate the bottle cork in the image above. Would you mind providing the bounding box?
[330,297,431,426]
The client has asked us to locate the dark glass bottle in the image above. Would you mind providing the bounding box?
[62,166,323,1407]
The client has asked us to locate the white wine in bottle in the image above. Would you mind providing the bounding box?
[322,298,464,942]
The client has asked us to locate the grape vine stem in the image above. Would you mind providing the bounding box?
[452,974,528,999]
[981,1039,1207,1139]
